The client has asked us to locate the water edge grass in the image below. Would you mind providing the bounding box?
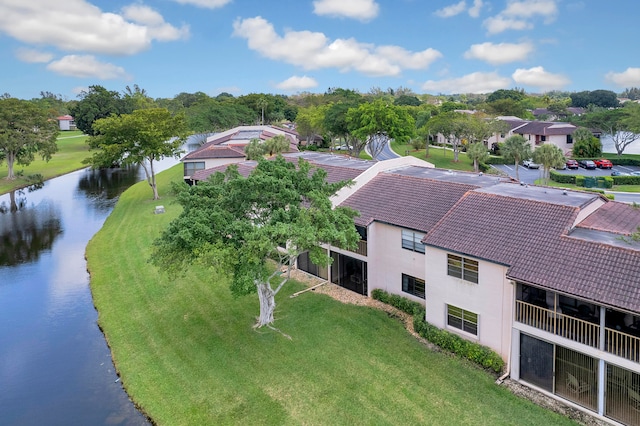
[87,164,576,425]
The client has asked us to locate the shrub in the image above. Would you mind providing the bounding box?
[484,156,511,165]
[613,175,640,185]
[412,316,504,374]
[549,170,576,184]
[372,289,425,317]
[575,175,585,187]
[372,290,504,374]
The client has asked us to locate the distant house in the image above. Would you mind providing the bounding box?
[181,125,300,184]
[532,107,585,121]
[56,115,76,131]
[512,121,577,154]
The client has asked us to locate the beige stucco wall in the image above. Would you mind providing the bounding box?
[424,247,514,361]
[366,222,426,304]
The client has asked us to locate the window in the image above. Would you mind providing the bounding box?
[402,274,425,299]
[566,134,573,144]
[184,161,205,176]
[540,135,546,142]
[447,254,478,283]
[401,230,425,253]
[447,305,478,335]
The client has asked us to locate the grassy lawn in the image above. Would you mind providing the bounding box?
[0,130,90,195]
[87,164,575,425]
[390,141,476,172]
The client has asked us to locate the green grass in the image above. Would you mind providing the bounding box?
[0,130,90,195]
[87,164,576,425]
[391,141,476,171]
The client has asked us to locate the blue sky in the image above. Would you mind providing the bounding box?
[1,0,639,101]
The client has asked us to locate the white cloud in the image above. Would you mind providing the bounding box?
[170,0,232,8]
[0,0,189,56]
[483,16,532,34]
[232,17,441,77]
[468,0,484,18]
[464,41,533,65]
[313,0,379,21]
[512,66,569,90]
[605,68,640,87]
[15,47,53,63]
[483,0,558,34]
[46,55,130,80]
[435,1,467,18]
[275,75,319,91]
[421,71,511,94]
[502,0,558,21]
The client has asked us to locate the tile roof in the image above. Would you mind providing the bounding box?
[339,173,479,232]
[424,189,640,313]
[513,121,576,136]
[182,145,246,160]
[577,201,640,235]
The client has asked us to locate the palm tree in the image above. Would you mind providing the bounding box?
[466,142,488,172]
[501,135,532,182]
[533,144,565,184]
[257,97,268,125]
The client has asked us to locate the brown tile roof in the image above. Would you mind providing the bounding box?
[424,190,640,312]
[192,162,256,181]
[513,121,576,136]
[182,145,246,160]
[339,173,479,232]
[577,202,640,235]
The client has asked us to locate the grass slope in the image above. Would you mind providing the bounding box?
[0,130,90,195]
[390,141,476,171]
[88,164,575,425]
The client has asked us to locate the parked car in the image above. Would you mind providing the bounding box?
[631,171,640,176]
[611,170,629,176]
[334,144,349,151]
[578,160,596,169]
[594,159,613,169]
[565,159,579,169]
[522,159,540,169]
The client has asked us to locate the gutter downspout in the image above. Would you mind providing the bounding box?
[496,279,515,384]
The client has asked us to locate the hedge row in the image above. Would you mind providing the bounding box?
[371,289,425,317]
[413,316,505,373]
[550,170,640,187]
[371,289,504,374]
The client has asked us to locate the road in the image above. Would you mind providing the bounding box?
[367,138,400,161]
[492,163,640,203]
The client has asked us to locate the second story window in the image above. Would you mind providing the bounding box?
[447,254,478,284]
[402,229,425,254]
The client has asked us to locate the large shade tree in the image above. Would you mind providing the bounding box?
[347,99,415,159]
[88,108,189,199]
[501,135,532,182]
[581,107,640,156]
[150,156,360,328]
[70,85,129,136]
[0,98,58,180]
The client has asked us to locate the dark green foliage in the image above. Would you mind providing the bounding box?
[549,170,576,184]
[371,289,425,317]
[613,175,640,185]
[69,85,129,136]
[486,89,525,103]
[570,90,619,108]
[413,316,504,374]
[572,136,602,158]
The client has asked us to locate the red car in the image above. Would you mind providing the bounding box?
[594,159,613,169]
[565,159,579,169]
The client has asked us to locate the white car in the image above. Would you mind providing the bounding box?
[334,144,349,151]
[522,159,540,169]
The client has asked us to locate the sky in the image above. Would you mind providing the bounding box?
[1,0,640,101]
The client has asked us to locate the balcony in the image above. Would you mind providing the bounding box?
[347,239,367,256]
[516,297,640,363]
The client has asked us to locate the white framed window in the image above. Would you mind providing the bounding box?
[447,254,478,284]
[447,304,478,336]
[184,161,205,176]
[401,229,425,254]
[402,274,425,299]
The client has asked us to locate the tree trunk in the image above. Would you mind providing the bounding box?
[6,152,16,180]
[514,160,520,181]
[256,281,275,327]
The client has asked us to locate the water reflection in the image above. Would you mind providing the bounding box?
[76,165,142,212]
[0,192,62,267]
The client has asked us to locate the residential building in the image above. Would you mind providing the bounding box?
[56,115,76,131]
[181,125,300,184]
[189,151,640,425]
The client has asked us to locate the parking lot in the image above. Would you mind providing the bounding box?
[491,163,640,185]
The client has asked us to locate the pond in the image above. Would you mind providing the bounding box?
[0,154,184,425]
